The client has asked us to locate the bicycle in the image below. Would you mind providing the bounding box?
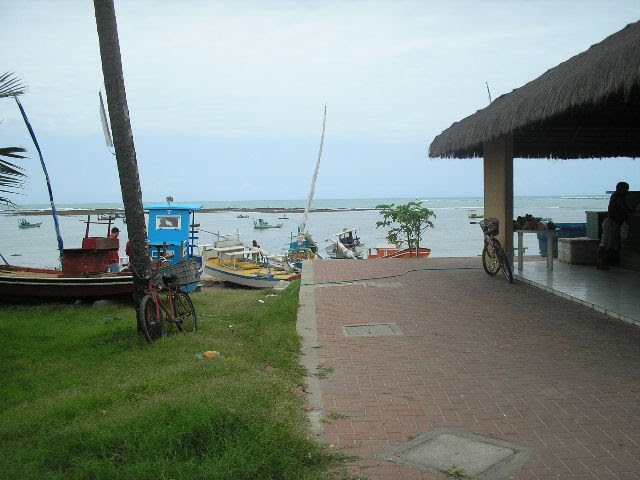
[479,218,513,284]
[138,271,198,343]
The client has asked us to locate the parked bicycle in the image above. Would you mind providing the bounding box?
[479,218,513,283]
[138,271,198,343]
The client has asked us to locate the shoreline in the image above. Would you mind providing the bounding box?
[2,207,379,217]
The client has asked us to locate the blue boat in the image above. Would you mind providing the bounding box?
[145,202,203,292]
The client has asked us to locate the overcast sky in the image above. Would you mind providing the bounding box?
[2,1,639,205]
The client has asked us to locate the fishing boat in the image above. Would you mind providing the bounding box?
[18,218,42,229]
[325,228,366,259]
[145,202,204,293]
[98,212,125,221]
[202,232,300,289]
[368,244,431,259]
[287,105,326,267]
[1,223,134,300]
[254,218,283,229]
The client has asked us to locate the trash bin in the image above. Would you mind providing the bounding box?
[537,223,587,257]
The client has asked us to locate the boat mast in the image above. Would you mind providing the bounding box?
[299,105,326,238]
[14,97,64,263]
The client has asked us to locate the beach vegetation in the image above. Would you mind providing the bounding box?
[376,201,436,256]
[0,283,356,479]
[0,71,27,205]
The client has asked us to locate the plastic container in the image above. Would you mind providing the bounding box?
[537,223,587,257]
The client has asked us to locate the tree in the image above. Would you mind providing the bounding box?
[93,1,151,317]
[0,72,27,205]
[375,201,436,257]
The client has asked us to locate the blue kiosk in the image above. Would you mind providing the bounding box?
[145,202,203,291]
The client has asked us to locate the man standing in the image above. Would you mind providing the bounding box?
[108,226,121,272]
[597,182,630,270]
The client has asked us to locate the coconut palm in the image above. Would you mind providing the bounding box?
[93,1,151,314]
[0,72,27,205]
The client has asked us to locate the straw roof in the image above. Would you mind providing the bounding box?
[429,21,640,159]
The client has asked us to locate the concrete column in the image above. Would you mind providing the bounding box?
[483,136,514,260]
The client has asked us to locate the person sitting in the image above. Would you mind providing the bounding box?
[597,181,631,270]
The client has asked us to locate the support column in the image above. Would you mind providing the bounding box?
[483,136,514,260]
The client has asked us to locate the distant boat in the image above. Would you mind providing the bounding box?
[18,218,42,229]
[98,212,125,221]
[468,210,484,219]
[254,218,283,229]
[278,215,289,220]
[237,214,250,218]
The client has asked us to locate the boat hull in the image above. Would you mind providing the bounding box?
[204,259,299,289]
[368,247,431,259]
[0,265,133,299]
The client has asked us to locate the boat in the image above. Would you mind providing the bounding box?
[325,228,366,259]
[254,218,283,229]
[1,224,134,300]
[286,105,326,267]
[468,210,484,219]
[368,244,431,259]
[18,218,42,229]
[237,214,250,218]
[98,212,125,221]
[145,202,204,292]
[202,232,300,289]
[278,215,289,220]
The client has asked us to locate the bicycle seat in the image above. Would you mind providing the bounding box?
[162,274,179,287]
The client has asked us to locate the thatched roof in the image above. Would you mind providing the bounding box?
[429,21,640,159]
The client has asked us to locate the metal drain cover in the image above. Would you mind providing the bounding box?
[344,323,402,337]
[379,428,534,479]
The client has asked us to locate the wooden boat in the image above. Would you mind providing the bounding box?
[325,228,366,259]
[18,218,42,229]
[0,232,133,300]
[0,264,133,299]
[368,245,431,259]
[254,218,283,229]
[202,233,299,289]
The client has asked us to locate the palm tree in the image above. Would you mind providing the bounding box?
[93,1,151,313]
[0,72,27,205]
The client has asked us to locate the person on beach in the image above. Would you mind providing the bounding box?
[108,227,121,273]
[597,181,631,270]
[252,240,260,248]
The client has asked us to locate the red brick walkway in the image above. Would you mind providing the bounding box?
[306,257,640,480]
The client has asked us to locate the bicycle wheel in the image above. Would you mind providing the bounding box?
[173,291,197,333]
[138,294,165,343]
[495,242,514,284]
[482,241,500,276]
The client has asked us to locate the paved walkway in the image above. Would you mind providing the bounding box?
[299,257,640,480]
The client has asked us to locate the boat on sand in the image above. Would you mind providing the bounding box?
[202,233,299,289]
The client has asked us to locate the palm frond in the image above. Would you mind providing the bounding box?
[0,72,26,98]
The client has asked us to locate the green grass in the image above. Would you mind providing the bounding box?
[0,283,356,479]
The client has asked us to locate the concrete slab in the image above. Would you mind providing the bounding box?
[380,428,534,479]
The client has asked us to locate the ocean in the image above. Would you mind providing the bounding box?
[0,196,609,269]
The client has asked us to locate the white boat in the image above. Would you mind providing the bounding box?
[202,233,299,289]
[325,228,366,259]
[254,218,283,229]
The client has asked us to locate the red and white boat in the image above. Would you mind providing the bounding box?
[367,245,431,259]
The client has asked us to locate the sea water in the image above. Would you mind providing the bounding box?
[0,196,609,269]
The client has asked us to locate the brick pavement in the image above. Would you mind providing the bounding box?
[301,257,640,480]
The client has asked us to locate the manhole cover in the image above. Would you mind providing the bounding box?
[379,428,534,479]
[344,323,402,337]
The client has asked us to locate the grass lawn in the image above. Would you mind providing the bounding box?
[0,283,356,479]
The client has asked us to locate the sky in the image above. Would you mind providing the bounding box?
[2,0,639,205]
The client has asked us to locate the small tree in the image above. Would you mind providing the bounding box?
[375,201,436,257]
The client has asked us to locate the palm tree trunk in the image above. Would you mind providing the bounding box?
[93,0,150,314]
